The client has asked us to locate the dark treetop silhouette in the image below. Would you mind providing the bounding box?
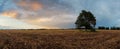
[75,10,96,31]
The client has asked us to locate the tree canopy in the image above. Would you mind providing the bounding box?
[75,10,96,31]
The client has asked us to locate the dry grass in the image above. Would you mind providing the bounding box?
[0,30,120,49]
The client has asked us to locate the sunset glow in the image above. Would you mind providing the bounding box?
[0,11,18,18]
[0,0,120,29]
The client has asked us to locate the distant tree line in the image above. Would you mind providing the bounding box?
[98,26,120,30]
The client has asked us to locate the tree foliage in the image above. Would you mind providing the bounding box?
[75,10,96,31]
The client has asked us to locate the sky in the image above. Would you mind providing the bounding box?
[0,0,120,29]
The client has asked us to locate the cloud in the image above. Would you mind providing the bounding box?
[0,16,44,29]
[61,0,120,27]
[92,0,120,27]
[8,0,76,28]
[0,10,18,18]
[21,14,76,29]
[1,0,120,29]
[16,0,43,11]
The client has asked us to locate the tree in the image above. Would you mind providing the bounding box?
[75,10,96,32]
